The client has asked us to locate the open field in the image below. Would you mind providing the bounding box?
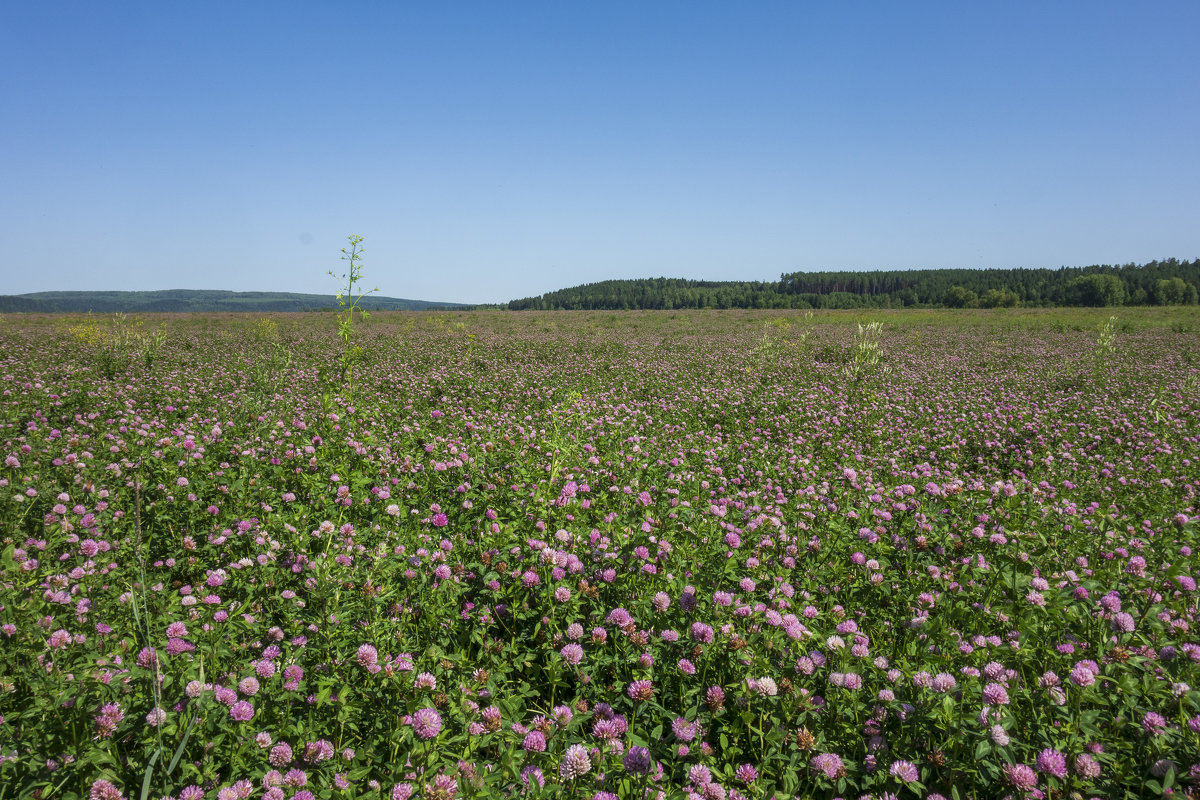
[1,308,1198,800]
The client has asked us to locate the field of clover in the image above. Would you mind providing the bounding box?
[0,307,1198,800]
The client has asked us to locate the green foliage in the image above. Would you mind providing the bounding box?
[1153,277,1190,306]
[66,312,168,378]
[794,309,815,350]
[745,313,818,382]
[1068,273,1127,307]
[1093,315,1120,381]
[977,287,1020,309]
[748,317,790,372]
[248,317,293,399]
[943,286,978,308]
[844,320,888,387]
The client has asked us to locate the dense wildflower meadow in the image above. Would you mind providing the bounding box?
[1,308,1198,800]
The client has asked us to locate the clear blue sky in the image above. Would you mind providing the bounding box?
[3,2,1197,305]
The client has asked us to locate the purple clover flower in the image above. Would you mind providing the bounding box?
[411,708,442,740]
[1035,748,1068,779]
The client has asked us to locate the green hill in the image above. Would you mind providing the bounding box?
[0,289,468,313]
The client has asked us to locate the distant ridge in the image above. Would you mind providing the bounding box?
[0,289,469,313]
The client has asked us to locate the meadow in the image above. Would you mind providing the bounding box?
[0,307,1198,800]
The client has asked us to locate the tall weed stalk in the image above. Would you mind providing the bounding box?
[329,235,378,397]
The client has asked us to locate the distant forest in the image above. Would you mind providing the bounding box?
[0,290,466,314]
[505,258,1200,310]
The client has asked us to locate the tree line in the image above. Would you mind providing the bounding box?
[505,259,1200,310]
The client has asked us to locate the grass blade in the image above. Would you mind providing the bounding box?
[139,749,161,800]
[166,715,195,777]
